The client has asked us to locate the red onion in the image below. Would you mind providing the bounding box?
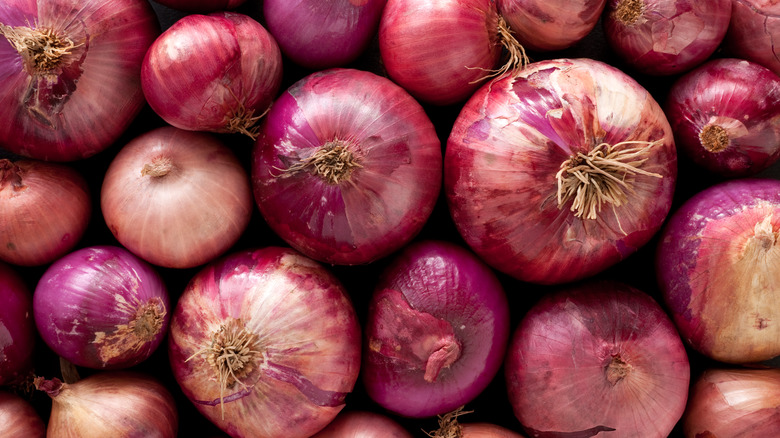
[665,58,780,177]
[35,371,178,438]
[311,411,412,437]
[428,408,526,438]
[505,281,690,438]
[101,126,253,269]
[725,0,780,77]
[0,262,35,386]
[252,68,441,265]
[0,391,45,437]
[168,247,361,438]
[153,0,246,13]
[141,12,283,138]
[602,0,732,76]
[33,245,170,369]
[657,178,780,364]
[445,58,676,285]
[0,0,159,161]
[683,367,780,437]
[362,240,510,418]
[263,0,387,69]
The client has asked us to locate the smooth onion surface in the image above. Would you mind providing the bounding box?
[252,68,441,265]
[725,0,780,77]
[0,0,159,161]
[0,262,35,386]
[497,0,606,51]
[0,391,45,437]
[311,411,412,438]
[445,58,676,285]
[153,0,246,12]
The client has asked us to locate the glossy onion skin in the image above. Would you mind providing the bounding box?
[168,247,361,438]
[657,178,780,364]
[497,0,606,51]
[311,411,412,438]
[153,0,246,12]
[505,281,690,438]
[0,262,35,386]
[726,0,780,77]
[252,68,442,265]
[0,0,159,161]
[445,58,676,285]
[665,58,780,177]
[0,391,45,437]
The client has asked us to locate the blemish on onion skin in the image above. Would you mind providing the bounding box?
[755,314,771,330]
[6,242,15,251]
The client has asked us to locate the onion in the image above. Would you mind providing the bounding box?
[602,0,732,76]
[153,0,247,13]
[141,12,283,138]
[263,0,387,70]
[445,58,676,285]
[101,126,253,269]
[362,240,510,418]
[311,411,412,437]
[725,0,780,77]
[0,391,45,437]
[0,0,159,161]
[35,371,178,438]
[252,68,441,265]
[168,247,361,438]
[0,158,90,266]
[656,178,780,364]
[33,245,170,369]
[505,281,690,438]
[427,407,526,438]
[683,367,780,437]
[0,262,35,386]
[665,58,780,177]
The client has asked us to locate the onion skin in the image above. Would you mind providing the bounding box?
[0,158,90,266]
[505,281,690,438]
[459,423,526,437]
[0,391,45,437]
[665,58,780,177]
[252,68,441,266]
[497,0,606,51]
[725,0,780,77]
[0,262,35,386]
[101,127,253,269]
[445,58,676,285]
[311,411,412,437]
[657,178,780,364]
[0,0,159,161]
[153,0,246,12]
[168,247,361,438]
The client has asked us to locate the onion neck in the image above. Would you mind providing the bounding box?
[491,16,529,80]
[0,159,26,192]
[605,354,632,385]
[33,377,65,398]
[613,0,645,26]
[428,406,470,438]
[141,157,175,178]
[699,124,730,153]
[0,24,80,74]
[744,216,778,258]
[277,139,363,184]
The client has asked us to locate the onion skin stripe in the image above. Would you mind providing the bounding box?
[524,425,617,438]
[192,387,253,407]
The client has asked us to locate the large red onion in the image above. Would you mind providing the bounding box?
[0,391,45,437]
[33,245,170,370]
[665,58,780,177]
[0,0,159,161]
[311,411,412,438]
[725,0,780,77]
[505,281,690,438]
[656,178,780,364]
[252,68,441,265]
[362,240,510,418]
[101,127,253,269]
[0,262,35,386]
[168,247,361,438]
[445,58,676,285]
[153,0,246,13]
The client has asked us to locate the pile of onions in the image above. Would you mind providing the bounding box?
[0,391,45,437]
[726,0,780,77]
[665,58,780,177]
[427,407,526,438]
[101,127,253,269]
[656,178,780,364]
[153,0,246,13]
[505,281,690,438]
[445,58,676,285]
[168,247,361,438]
[252,68,441,265]
[0,158,90,266]
[362,240,510,418]
[602,0,732,76]
[311,411,412,437]
[33,245,170,369]
[0,0,159,161]
[141,12,283,138]
[0,262,35,386]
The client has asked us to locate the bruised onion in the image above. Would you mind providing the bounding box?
[0,391,45,437]
[0,262,35,386]
[725,0,780,77]
[311,411,412,438]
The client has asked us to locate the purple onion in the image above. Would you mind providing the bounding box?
[725,0,780,77]
[0,262,35,386]
[0,391,45,437]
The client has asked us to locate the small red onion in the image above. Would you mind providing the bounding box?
[505,281,690,438]
[0,0,159,161]
[665,58,780,177]
[252,68,441,265]
[168,247,361,438]
[0,391,45,437]
[311,411,412,438]
[0,262,35,386]
[33,245,170,369]
[427,408,526,438]
[725,0,780,77]
[153,0,246,13]
[141,12,283,138]
[101,126,253,269]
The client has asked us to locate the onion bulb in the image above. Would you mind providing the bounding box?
[725,0,780,77]
[311,411,412,437]
[0,391,45,437]
[427,407,526,438]
[0,262,35,386]
[153,0,247,12]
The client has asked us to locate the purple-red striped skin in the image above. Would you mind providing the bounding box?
[0,262,35,386]
[498,0,607,51]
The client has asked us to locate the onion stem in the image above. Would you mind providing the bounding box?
[275,139,363,184]
[468,16,529,83]
[606,354,632,385]
[0,24,81,73]
[0,159,26,192]
[613,0,645,26]
[426,406,471,438]
[699,124,730,153]
[225,88,269,140]
[141,157,175,178]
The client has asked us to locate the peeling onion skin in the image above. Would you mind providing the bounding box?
[311,410,412,438]
[0,262,35,386]
[0,391,45,437]
[505,281,690,438]
[168,247,361,438]
[725,0,780,77]
[683,368,780,438]
[445,58,676,285]
[656,178,780,364]
[153,0,246,13]
[665,58,780,177]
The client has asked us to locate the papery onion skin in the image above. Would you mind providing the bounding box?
[445,58,676,285]
[665,58,780,177]
[656,178,780,364]
[603,0,732,76]
[428,408,527,438]
[505,281,690,438]
[33,245,170,369]
[497,0,606,51]
[362,240,510,418]
[725,0,780,77]
[311,410,412,438]
[153,0,246,12]
[0,391,45,437]
[0,0,159,161]
[252,68,441,266]
[263,0,387,69]
[683,368,780,437]
[0,262,35,386]
[168,247,361,438]
[101,126,253,269]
